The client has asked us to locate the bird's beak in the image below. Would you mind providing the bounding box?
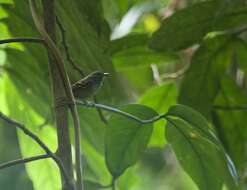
[103,72,110,76]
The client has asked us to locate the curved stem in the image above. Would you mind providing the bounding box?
[29,1,83,189]
[56,16,84,77]
[0,154,50,170]
[112,178,116,190]
[0,38,43,45]
[76,100,166,124]
[0,111,73,189]
[70,106,82,189]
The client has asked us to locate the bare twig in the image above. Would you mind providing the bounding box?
[56,16,84,77]
[76,100,166,124]
[56,16,108,126]
[0,111,73,188]
[160,63,190,80]
[162,0,183,19]
[0,38,44,45]
[0,154,50,170]
[151,64,162,85]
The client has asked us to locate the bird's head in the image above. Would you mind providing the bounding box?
[89,71,110,83]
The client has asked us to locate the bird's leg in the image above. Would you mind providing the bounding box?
[75,99,94,108]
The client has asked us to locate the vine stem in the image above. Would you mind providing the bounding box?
[29,1,83,189]
[0,154,49,170]
[0,38,43,44]
[76,100,166,124]
[56,17,107,125]
[0,111,73,188]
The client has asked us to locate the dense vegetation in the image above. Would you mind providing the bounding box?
[1,0,247,190]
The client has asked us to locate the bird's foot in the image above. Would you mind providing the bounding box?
[75,99,94,107]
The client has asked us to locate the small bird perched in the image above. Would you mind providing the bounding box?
[72,71,109,99]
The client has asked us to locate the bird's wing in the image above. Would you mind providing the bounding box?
[72,78,92,91]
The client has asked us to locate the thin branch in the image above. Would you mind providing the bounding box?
[42,0,74,187]
[151,64,162,85]
[0,154,50,170]
[100,184,113,189]
[111,178,116,190]
[56,16,84,77]
[213,104,247,111]
[29,1,82,189]
[76,100,166,124]
[229,24,247,36]
[56,16,108,127]
[160,63,190,80]
[0,111,73,188]
[0,38,44,45]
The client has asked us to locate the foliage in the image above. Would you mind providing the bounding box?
[1,0,247,190]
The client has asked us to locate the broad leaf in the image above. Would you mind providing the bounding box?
[149,0,247,51]
[165,104,238,190]
[105,104,157,178]
[109,34,149,55]
[112,46,176,70]
[84,180,104,190]
[0,83,33,190]
[179,35,237,117]
[4,76,61,190]
[213,76,247,175]
[1,0,127,186]
[110,34,177,70]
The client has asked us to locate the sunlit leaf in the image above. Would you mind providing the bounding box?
[4,76,61,190]
[138,82,177,146]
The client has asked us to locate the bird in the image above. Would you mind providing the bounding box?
[72,71,109,99]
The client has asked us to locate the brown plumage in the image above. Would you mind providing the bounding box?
[72,71,109,99]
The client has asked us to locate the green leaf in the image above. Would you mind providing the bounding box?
[0,111,33,190]
[138,82,177,146]
[230,38,247,74]
[5,48,51,118]
[0,0,13,4]
[149,0,247,51]
[165,104,238,190]
[84,180,104,190]
[178,35,236,117]
[110,34,178,70]
[112,46,176,70]
[3,0,126,104]
[139,82,177,113]
[166,104,209,132]
[3,76,61,190]
[105,104,157,178]
[109,34,149,55]
[213,76,247,175]
[78,108,105,153]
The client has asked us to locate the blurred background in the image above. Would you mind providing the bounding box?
[1,0,247,189]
